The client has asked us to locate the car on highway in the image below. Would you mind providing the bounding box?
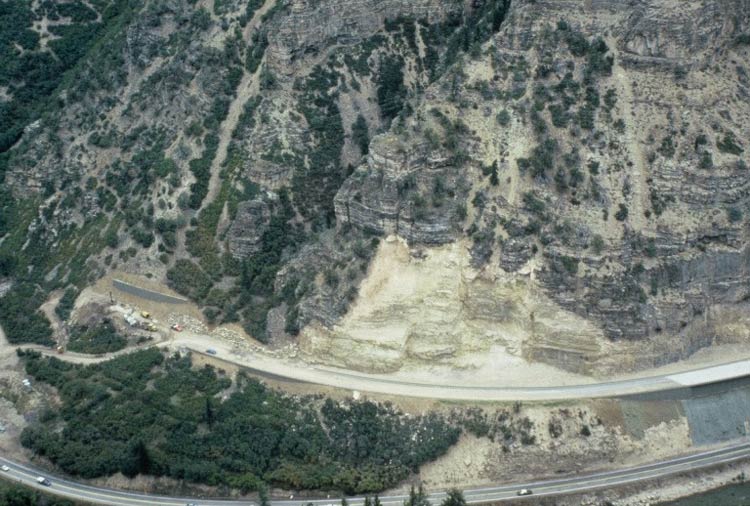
[516,488,533,496]
[205,348,217,355]
[1,465,9,472]
[36,476,51,486]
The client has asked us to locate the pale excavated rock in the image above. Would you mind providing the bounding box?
[300,238,608,374]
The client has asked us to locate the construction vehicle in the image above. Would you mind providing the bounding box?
[140,311,151,319]
[56,346,64,354]
[138,321,156,332]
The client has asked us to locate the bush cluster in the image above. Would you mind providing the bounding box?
[20,350,460,494]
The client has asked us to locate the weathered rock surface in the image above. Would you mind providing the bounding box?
[227,199,271,259]
[266,0,463,76]
[335,134,465,245]
[318,0,750,374]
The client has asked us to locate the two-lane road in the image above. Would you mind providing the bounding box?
[19,334,750,401]
[3,442,750,505]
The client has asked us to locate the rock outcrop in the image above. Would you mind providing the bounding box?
[317,0,750,373]
[266,0,463,76]
[335,134,464,245]
[228,199,271,259]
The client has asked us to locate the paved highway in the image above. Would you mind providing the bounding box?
[95,279,750,401]
[2,442,750,505]
[16,333,750,401]
[179,336,750,401]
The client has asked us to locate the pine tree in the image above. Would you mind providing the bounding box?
[133,440,151,475]
[259,482,270,506]
[404,485,430,506]
[204,397,214,427]
[440,489,466,506]
[489,160,499,186]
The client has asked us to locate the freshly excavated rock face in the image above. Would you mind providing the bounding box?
[300,237,607,374]
[301,236,750,376]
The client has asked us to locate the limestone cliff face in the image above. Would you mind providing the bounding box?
[300,237,607,374]
[321,0,750,374]
[334,134,465,245]
[266,0,462,76]
[228,200,271,259]
[618,0,750,63]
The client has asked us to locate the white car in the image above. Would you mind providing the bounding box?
[516,488,533,496]
[1,465,9,472]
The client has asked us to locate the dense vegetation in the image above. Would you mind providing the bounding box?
[20,349,460,494]
[0,0,135,153]
[0,283,54,346]
[67,319,127,354]
[0,480,78,506]
[0,0,138,343]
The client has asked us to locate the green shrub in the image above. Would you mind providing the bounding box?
[55,288,78,322]
[68,319,127,354]
[0,283,54,346]
[20,350,460,494]
[615,203,629,221]
[727,207,743,223]
[590,235,604,255]
[560,255,579,275]
[376,55,406,122]
[717,134,744,155]
[522,192,546,216]
[496,109,511,126]
[659,136,676,158]
[517,138,557,179]
[549,104,570,128]
[167,260,212,301]
[190,8,211,30]
[565,30,590,57]
[352,115,370,155]
[131,227,154,248]
[576,105,595,130]
[0,480,75,506]
[700,151,714,170]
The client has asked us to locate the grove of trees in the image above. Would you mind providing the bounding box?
[19,349,460,494]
